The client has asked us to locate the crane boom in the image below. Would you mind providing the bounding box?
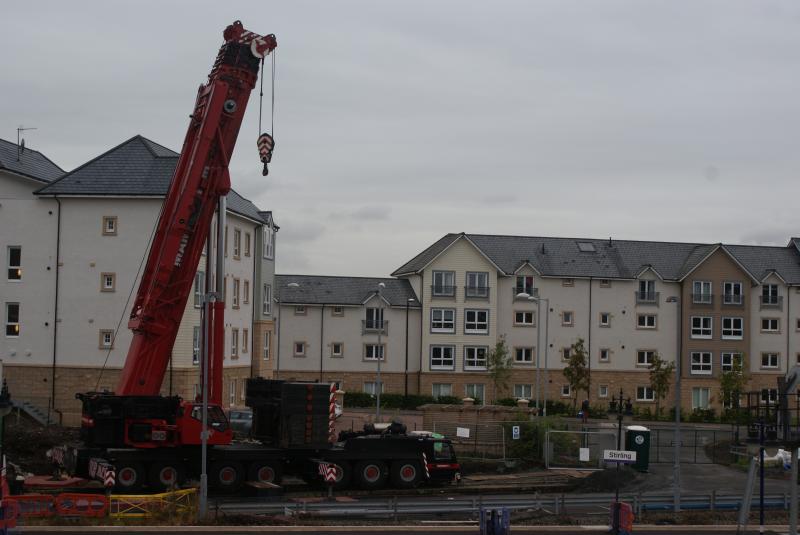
[117,21,276,397]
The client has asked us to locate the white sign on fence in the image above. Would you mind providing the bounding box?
[579,447,590,462]
[603,449,637,463]
[456,427,470,438]
[512,426,520,440]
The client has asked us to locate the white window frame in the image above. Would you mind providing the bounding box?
[242,328,249,353]
[294,305,306,315]
[723,281,743,304]
[331,342,344,358]
[599,348,610,362]
[229,379,236,406]
[562,311,574,326]
[431,308,455,333]
[690,351,712,375]
[514,384,532,399]
[562,347,571,361]
[262,284,272,315]
[294,341,306,357]
[721,317,743,340]
[721,352,742,372]
[363,381,384,395]
[761,318,780,333]
[561,384,571,397]
[232,278,240,308]
[636,386,655,401]
[233,228,241,258]
[332,306,344,317]
[364,344,385,361]
[599,312,610,327]
[465,383,485,402]
[514,347,534,364]
[432,270,455,296]
[637,314,657,329]
[263,331,270,360]
[432,383,452,399]
[690,316,712,339]
[99,330,114,349]
[7,246,21,281]
[464,309,489,334]
[636,350,655,367]
[194,271,204,307]
[365,307,384,330]
[599,385,609,398]
[514,311,535,326]
[465,271,489,298]
[515,275,534,295]
[192,326,200,364]
[263,227,274,259]
[464,346,488,370]
[430,345,455,370]
[231,328,239,358]
[692,280,712,303]
[692,387,711,410]
[761,388,778,404]
[5,302,20,337]
[761,352,779,369]
[102,216,117,236]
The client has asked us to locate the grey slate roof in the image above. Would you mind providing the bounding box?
[34,135,267,222]
[0,138,64,183]
[275,275,420,306]
[392,233,800,284]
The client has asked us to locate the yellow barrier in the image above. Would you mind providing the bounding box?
[109,488,197,519]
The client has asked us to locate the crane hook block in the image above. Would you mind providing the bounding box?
[257,133,275,176]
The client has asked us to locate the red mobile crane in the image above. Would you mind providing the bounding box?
[55,21,459,494]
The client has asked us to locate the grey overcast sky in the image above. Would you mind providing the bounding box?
[3,1,799,276]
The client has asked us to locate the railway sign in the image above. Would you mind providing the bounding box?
[603,449,637,464]
[318,462,337,483]
[512,426,520,440]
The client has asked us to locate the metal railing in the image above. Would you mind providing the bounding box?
[722,294,745,306]
[691,293,714,305]
[464,286,490,299]
[635,291,659,305]
[760,295,783,309]
[361,320,388,335]
[430,285,456,298]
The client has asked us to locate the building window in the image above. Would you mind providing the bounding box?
[364,344,385,361]
[263,227,275,259]
[762,284,779,305]
[431,308,455,333]
[332,306,344,317]
[232,279,240,308]
[293,341,306,357]
[599,385,609,398]
[294,305,306,315]
[721,352,742,372]
[515,347,534,364]
[599,312,610,327]
[514,384,532,399]
[691,316,712,339]
[194,271,204,307]
[637,350,655,367]
[514,311,535,326]
[231,328,239,358]
[5,303,20,337]
[242,328,249,353]
[7,246,21,281]
[599,279,611,288]
[464,309,489,334]
[636,386,655,401]
[690,352,712,375]
[722,281,743,305]
[761,352,779,369]
[637,314,657,329]
[98,329,114,349]
[192,326,200,364]
[430,345,455,370]
[229,379,236,406]
[465,384,485,403]
[365,307,384,330]
[692,387,711,410]
[562,278,574,287]
[599,348,610,362]
[761,388,778,405]
[638,280,656,302]
[361,382,379,395]
[102,216,117,236]
[432,383,452,399]
[331,342,343,358]
[721,317,743,339]
[464,346,488,370]
[796,318,800,331]
[692,280,712,303]
[233,228,241,259]
[262,284,272,315]
[100,272,116,292]
[432,270,455,297]
[244,232,251,257]
[465,271,489,298]
[561,384,571,397]
[761,318,780,333]
[562,311,574,326]
[243,280,250,304]
[263,331,270,360]
[562,347,571,361]
[515,275,535,296]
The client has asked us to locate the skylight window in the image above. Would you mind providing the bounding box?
[577,241,596,252]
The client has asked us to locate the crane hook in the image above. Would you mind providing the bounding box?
[257,133,275,176]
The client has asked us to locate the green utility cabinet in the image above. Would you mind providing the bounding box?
[625,425,650,472]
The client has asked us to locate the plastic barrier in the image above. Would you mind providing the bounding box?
[109,488,197,519]
[54,493,109,518]
[4,494,55,518]
[0,499,20,530]
[610,501,634,535]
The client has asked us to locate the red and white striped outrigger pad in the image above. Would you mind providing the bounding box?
[328,383,337,442]
[223,20,277,59]
[257,133,275,176]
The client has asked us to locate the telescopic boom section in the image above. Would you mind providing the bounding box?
[117,21,276,396]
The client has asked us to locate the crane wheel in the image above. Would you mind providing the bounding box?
[148,462,185,492]
[210,460,245,493]
[247,461,283,485]
[354,460,388,490]
[115,462,146,493]
[329,461,352,490]
[390,460,422,489]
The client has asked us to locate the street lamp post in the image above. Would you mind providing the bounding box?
[516,292,549,415]
[609,389,632,535]
[376,283,385,422]
[666,295,681,513]
[404,298,415,397]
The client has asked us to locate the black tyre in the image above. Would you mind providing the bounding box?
[390,460,422,489]
[329,461,352,491]
[147,462,185,492]
[210,460,245,494]
[354,460,388,490]
[114,462,146,493]
[247,461,283,485]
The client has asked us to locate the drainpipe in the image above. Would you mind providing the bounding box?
[787,290,791,376]
[587,277,592,403]
[50,198,62,425]
[418,272,424,395]
[319,304,325,382]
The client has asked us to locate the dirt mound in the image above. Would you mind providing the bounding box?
[4,412,79,475]
[572,466,639,492]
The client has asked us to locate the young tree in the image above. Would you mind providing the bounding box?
[648,353,675,419]
[563,338,590,410]
[487,336,513,403]
[720,355,747,411]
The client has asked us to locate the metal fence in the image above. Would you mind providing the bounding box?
[432,421,507,459]
[544,429,617,470]
[646,426,727,464]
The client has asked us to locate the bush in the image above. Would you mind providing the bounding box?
[688,408,717,423]
[496,397,520,407]
[502,417,567,465]
[344,392,463,410]
[544,400,572,416]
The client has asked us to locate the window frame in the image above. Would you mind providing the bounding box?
[331,342,344,358]
[721,316,743,340]
[562,278,574,287]
[243,280,249,304]
[263,331,270,360]
[293,341,306,357]
[294,305,306,316]
[244,232,251,257]
[690,316,712,339]
[232,278,240,309]
[599,348,610,362]
[636,386,655,402]
[192,326,200,364]
[514,347,534,364]
[432,270,455,297]
[464,345,488,370]
[430,345,455,370]
[561,384,571,397]
[100,272,116,292]
[432,383,453,399]
[364,343,386,361]
[761,352,779,369]
[561,347,571,361]
[242,328,249,353]
[5,302,20,337]
[637,313,657,329]
[721,352,742,373]
[262,284,272,315]
[599,312,611,327]
[231,328,239,358]
[636,350,655,368]
[332,306,344,317]
[464,309,489,334]
[761,317,780,333]
[194,271,205,308]
[514,384,532,399]
[465,271,489,298]
[233,228,241,259]
[430,308,456,333]
[514,310,535,326]
[98,329,114,350]
[722,280,743,304]
[692,280,712,303]
[690,351,713,375]
[263,227,275,260]
[102,216,117,236]
[464,383,486,402]
[692,387,711,410]
[562,310,574,327]
[7,246,21,281]
[598,385,609,398]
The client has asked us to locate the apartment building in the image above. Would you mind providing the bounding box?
[272,275,422,395]
[0,136,275,424]
[252,211,278,380]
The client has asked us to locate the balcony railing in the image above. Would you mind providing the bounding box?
[513,287,539,300]
[362,320,388,335]
[722,294,745,306]
[464,286,490,299]
[760,295,783,310]
[691,293,714,305]
[430,285,456,298]
[635,291,660,305]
